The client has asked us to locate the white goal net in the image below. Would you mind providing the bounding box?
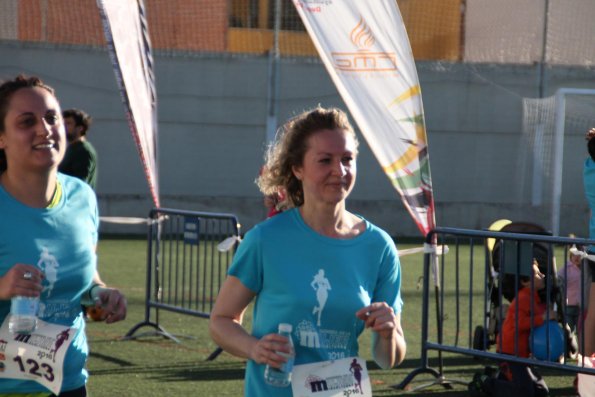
[520,90,595,234]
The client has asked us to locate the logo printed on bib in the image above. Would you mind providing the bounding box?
[0,318,74,394]
[292,356,372,396]
[12,327,70,363]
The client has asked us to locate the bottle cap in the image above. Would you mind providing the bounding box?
[279,323,292,332]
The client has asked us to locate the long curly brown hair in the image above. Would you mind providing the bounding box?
[257,106,359,208]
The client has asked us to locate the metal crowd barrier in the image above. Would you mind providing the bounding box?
[124,208,240,360]
[397,226,595,392]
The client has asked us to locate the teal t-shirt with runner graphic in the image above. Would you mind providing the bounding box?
[228,208,402,397]
[0,173,98,394]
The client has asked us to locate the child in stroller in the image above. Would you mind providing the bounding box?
[469,221,577,396]
[470,259,557,396]
[473,221,561,353]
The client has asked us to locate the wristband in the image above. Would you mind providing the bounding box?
[82,283,104,306]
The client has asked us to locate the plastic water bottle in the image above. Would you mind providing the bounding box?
[9,296,39,334]
[264,323,295,387]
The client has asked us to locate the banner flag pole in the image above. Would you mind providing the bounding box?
[97,0,160,207]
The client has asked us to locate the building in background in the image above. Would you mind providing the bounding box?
[1,0,594,237]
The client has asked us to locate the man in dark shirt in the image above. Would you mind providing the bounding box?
[59,108,99,320]
[59,108,98,190]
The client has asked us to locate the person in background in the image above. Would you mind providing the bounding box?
[557,243,586,335]
[209,106,406,396]
[0,75,126,396]
[59,108,97,190]
[263,188,287,218]
[259,165,287,218]
[582,127,595,357]
[60,108,100,321]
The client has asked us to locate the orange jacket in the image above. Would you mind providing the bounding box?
[497,287,547,357]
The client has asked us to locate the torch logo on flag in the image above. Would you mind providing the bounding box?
[331,17,397,73]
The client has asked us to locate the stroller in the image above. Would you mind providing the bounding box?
[472,221,567,353]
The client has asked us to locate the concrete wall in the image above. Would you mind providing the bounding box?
[1,41,594,238]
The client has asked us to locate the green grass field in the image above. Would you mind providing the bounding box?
[85,238,579,396]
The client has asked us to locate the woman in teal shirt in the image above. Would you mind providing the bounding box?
[210,107,406,396]
[0,75,127,396]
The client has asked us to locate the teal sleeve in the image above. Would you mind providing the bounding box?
[373,236,403,315]
[227,226,263,294]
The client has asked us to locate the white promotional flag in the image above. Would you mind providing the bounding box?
[97,0,160,207]
[294,0,435,235]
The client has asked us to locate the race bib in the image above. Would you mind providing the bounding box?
[292,356,372,397]
[0,317,74,394]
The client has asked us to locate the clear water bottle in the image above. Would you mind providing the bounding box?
[264,323,295,387]
[9,296,39,334]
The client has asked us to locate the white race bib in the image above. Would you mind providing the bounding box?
[0,317,74,394]
[291,356,372,397]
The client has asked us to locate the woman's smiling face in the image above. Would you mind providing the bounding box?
[292,128,358,207]
[0,86,65,173]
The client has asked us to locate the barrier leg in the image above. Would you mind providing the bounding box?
[206,347,223,361]
[123,320,182,344]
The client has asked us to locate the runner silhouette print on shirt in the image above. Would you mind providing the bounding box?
[311,269,331,327]
[38,247,59,298]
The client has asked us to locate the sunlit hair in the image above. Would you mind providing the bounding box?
[0,75,56,173]
[257,106,359,208]
[63,108,92,136]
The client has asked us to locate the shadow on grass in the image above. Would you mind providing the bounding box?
[89,358,246,382]
[89,351,135,367]
[148,364,246,383]
[88,351,483,387]
[90,346,580,394]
